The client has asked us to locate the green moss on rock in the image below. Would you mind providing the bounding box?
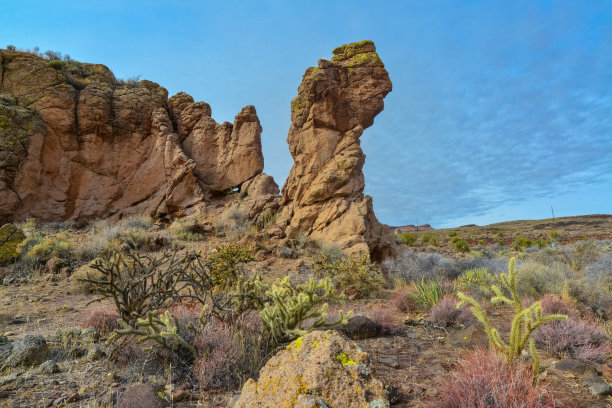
[0,223,25,264]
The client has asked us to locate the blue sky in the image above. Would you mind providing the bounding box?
[2,0,611,228]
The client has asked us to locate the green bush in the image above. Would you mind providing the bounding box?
[0,223,25,264]
[512,236,533,251]
[410,279,444,309]
[515,259,572,298]
[170,218,204,241]
[20,232,73,265]
[456,267,494,299]
[453,239,471,253]
[314,254,385,298]
[421,232,438,246]
[398,232,416,246]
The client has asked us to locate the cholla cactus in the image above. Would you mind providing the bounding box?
[457,257,567,383]
[108,310,196,358]
[258,276,351,342]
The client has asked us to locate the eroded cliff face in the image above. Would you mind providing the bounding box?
[277,41,398,260]
[0,50,264,223]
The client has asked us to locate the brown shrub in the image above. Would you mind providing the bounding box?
[81,307,120,335]
[367,306,397,335]
[390,287,413,312]
[429,295,473,327]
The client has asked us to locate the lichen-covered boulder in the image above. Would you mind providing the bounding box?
[4,334,48,367]
[0,223,25,264]
[232,330,389,408]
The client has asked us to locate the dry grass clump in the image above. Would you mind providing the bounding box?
[429,295,473,327]
[81,307,120,335]
[367,305,397,335]
[390,286,413,312]
[70,263,105,294]
[533,317,610,364]
[430,348,555,408]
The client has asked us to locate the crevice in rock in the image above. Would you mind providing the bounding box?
[73,88,81,145]
[164,101,179,134]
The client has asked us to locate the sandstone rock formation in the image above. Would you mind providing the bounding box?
[277,41,397,260]
[232,330,389,408]
[0,50,264,223]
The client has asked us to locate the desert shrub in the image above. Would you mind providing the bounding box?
[514,259,572,298]
[398,232,416,246]
[383,249,459,283]
[429,295,473,327]
[6,45,16,50]
[368,306,397,335]
[539,295,576,317]
[215,206,252,239]
[512,236,533,251]
[257,276,350,342]
[83,249,188,323]
[421,232,438,246]
[70,263,105,294]
[455,267,494,300]
[20,232,73,265]
[390,286,413,312]
[193,314,273,390]
[81,307,120,335]
[410,279,443,309]
[170,218,204,241]
[456,255,509,276]
[567,279,612,318]
[448,231,458,238]
[208,243,254,291]
[43,50,62,60]
[458,258,567,381]
[584,252,612,287]
[429,348,554,408]
[314,254,385,298]
[453,238,471,253]
[533,317,610,364]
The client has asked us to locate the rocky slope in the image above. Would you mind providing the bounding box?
[277,41,398,260]
[0,50,264,224]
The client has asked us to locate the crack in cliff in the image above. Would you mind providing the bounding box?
[73,88,81,145]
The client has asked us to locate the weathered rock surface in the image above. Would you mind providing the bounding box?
[232,330,389,408]
[4,334,48,367]
[236,173,281,228]
[117,383,168,408]
[277,41,398,261]
[0,50,264,223]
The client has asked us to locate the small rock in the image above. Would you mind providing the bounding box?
[39,360,60,374]
[341,316,378,339]
[80,327,100,344]
[583,377,612,396]
[555,359,597,377]
[87,345,106,362]
[406,332,419,339]
[52,396,67,406]
[0,374,19,386]
[378,356,400,369]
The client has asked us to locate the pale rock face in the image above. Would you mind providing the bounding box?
[232,330,389,408]
[278,41,399,261]
[0,50,264,223]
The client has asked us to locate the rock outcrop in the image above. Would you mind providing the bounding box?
[232,330,389,408]
[0,50,264,223]
[277,41,397,260]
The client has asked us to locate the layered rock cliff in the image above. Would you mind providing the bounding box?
[277,41,397,260]
[0,50,264,223]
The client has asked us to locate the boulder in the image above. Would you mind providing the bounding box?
[341,315,378,339]
[277,41,398,261]
[0,223,25,264]
[0,49,264,223]
[232,330,389,408]
[4,334,48,367]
